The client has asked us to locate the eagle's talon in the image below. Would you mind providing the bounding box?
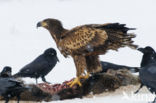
[67,77,82,87]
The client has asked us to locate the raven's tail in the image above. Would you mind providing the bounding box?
[128,67,140,73]
[13,73,24,78]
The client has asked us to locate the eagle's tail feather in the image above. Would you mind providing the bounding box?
[97,23,136,33]
[99,23,138,50]
[121,33,138,49]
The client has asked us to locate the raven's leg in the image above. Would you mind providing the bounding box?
[17,95,20,103]
[5,98,9,103]
[35,78,38,84]
[41,76,50,83]
[134,83,144,94]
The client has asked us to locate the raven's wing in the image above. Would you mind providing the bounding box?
[16,55,48,77]
[140,64,156,89]
[0,78,17,94]
[101,61,139,73]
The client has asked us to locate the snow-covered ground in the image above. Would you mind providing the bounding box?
[0,0,156,102]
[47,85,154,103]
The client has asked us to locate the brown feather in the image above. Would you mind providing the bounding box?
[72,55,87,76]
[58,26,108,52]
[86,55,102,73]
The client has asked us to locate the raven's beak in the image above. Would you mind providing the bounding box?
[5,71,11,77]
[56,56,60,62]
[7,71,11,76]
[36,21,48,28]
[137,48,144,53]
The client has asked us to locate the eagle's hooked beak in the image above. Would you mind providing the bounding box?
[37,22,41,28]
[137,48,144,53]
[36,21,48,28]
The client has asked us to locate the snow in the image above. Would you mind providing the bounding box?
[0,0,156,102]
[42,85,155,103]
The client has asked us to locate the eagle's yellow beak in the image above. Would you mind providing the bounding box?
[37,21,48,28]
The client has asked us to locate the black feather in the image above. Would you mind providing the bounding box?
[138,46,156,67]
[100,61,139,73]
[13,48,59,83]
[96,23,136,33]
[0,77,27,103]
[0,66,12,78]
[137,46,156,102]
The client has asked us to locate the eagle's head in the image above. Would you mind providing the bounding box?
[37,18,62,30]
[37,18,64,42]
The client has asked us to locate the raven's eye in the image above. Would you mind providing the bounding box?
[50,53,54,55]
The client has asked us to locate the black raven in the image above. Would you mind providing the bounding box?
[135,46,156,103]
[100,61,139,73]
[138,46,156,67]
[0,66,12,77]
[14,48,59,83]
[0,77,27,103]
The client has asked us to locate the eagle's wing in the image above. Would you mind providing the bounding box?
[59,25,108,52]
